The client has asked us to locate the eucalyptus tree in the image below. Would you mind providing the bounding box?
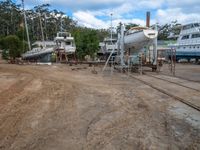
[0,0,22,36]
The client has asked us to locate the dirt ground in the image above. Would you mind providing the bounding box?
[161,63,200,82]
[0,63,200,150]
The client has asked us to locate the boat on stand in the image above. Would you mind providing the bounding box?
[21,0,76,63]
[169,23,200,62]
[114,12,158,71]
[54,32,76,62]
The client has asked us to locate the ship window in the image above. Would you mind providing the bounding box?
[182,24,192,30]
[191,34,200,38]
[66,41,71,45]
[193,46,195,48]
[107,41,113,45]
[194,23,200,27]
[181,35,190,40]
[183,47,186,49]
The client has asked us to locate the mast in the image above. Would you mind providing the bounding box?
[39,13,45,48]
[102,13,115,72]
[60,16,63,32]
[22,0,31,51]
[110,13,113,42]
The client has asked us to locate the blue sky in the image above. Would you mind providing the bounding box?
[7,0,200,29]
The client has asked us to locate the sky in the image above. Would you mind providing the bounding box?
[9,0,200,29]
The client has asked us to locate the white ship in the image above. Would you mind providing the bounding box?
[170,23,200,61]
[54,32,76,54]
[99,37,118,54]
[54,32,76,62]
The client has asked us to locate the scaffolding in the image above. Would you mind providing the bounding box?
[167,48,176,76]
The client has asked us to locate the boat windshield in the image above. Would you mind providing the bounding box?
[194,23,200,27]
[182,23,200,30]
[106,41,115,45]
[181,35,190,40]
[58,32,70,38]
[191,33,200,38]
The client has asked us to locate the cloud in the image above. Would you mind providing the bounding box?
[73,11,148,29]
[73,11,108,29]
[156,8,200,24]
[15,0,200,29]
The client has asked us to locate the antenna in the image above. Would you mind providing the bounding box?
[102,13,115,72]
[22,0,31,51]
[110,13,113,41]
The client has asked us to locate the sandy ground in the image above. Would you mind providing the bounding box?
[0,63,200,150]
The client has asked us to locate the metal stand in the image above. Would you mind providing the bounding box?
[110,56,115,75]
[139,53,143,75]
[168,48,176,76]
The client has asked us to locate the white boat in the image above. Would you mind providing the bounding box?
[124,26,158,54]
[54,32,76,62]
[54,32,76,54]
[99,37,118,54]
[21,2,55,61]
[103,12,159,71]
[22,40,55,58]
[169,23,200,61]
[22,47,54,59]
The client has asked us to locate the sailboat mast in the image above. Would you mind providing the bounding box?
[110,13,113,42]
[60,16,63,32]
[22,0,31,51]
[39,13,45,47]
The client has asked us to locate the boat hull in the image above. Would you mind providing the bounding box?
[22,47,54,59]
[124,29,158,53]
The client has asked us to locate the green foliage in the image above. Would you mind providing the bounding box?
[2,49,9,60]
[125,23,139,30]
[0,0,22,36]
[72,28,99,60]
[157,21,181,40]
[96,29,109,41]
[1,35,23,59]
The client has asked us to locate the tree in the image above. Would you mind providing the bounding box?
[1,35,23,59]
[157,21,181,40]
[0,0,21,36]
[125,23,139,30]
[72,28,99,60]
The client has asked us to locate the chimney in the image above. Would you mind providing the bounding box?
[146,11,150,27]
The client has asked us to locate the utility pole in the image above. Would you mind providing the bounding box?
[22,0,31,51]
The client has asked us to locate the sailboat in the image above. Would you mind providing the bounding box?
[21,6,55,62]
[124,26,158,54]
